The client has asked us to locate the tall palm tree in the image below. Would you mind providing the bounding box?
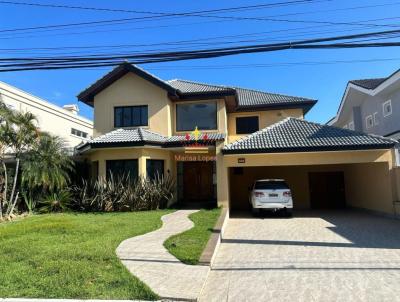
[22,133,73,193]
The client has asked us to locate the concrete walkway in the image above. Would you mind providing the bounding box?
[116,210,209,301]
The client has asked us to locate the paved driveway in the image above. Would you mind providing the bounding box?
[200,210,400,302]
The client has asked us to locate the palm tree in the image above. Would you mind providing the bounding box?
[0,102,38,217]
[5,111,38,215]
[22,133,73,194]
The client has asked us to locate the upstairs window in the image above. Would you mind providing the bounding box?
[114,105,148,128]
[383,100,392,117]
[236,116,259,134]
[71,128,88,138]
[176,102,217,131]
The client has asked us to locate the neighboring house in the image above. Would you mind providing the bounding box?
[77,63,399,217]
[328,68,400,141]
[0,81,93,151]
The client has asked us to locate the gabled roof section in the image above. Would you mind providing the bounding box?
[78,63,316,113]
[349,78,387,90]
[167,79,316,113]
[223,117,396,154]
[234,87,316,112]
[328,68,400,125]
[167,79,234,94]
[77,63,178,105]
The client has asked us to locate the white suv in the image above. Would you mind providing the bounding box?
[249,179,293,216]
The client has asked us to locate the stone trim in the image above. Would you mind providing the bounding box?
[198,207,229,266]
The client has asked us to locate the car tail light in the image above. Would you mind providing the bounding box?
[283,191,291,197]
[254,192,264,197]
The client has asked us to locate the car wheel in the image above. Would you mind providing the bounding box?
[252,208,260,217]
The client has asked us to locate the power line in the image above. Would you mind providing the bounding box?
[2,28,400,72]
[3,0,400,37]
[0,0,320,33]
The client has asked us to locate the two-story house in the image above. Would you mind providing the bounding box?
[0,81,93,151]
[328,68,400,141]
[77,63,399,217]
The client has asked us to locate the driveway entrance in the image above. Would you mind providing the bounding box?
[200,211,400,301]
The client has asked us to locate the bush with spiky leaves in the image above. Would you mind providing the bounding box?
[70,174,176,212]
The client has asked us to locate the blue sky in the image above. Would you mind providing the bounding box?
[0,0,399,123]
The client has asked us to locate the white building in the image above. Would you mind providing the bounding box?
[0,81,93,150]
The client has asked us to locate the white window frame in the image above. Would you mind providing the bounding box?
[383,100,392,117]
[365,115,373,129]
[348,121,355,130]
[373,112,379,125]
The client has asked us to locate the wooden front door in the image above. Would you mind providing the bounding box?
[309,172,346,209]
[183,162,213,202]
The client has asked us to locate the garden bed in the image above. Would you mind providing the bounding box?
[163,208,221,265]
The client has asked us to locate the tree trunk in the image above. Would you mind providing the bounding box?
[0,161,7,219]
[7,191,19,217]
[7,157,19,215]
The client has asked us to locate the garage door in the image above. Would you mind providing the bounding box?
[309,172,346,209]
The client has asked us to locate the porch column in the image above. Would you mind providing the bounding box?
[138,154,147,178]
[216,141,229,208]
[98,160,106,179]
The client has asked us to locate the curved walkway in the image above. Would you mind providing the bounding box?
[116,210,209,301]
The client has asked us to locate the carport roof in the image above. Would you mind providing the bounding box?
[222,117,397,154]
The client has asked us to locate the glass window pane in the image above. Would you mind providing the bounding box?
[114,108,123,127]
[176,102,217,131]
[146,159,164,180]
[141,106,148,126]
[106,159,138,180]
[236,116,259,134]
[122,107,132,127]
[130,106,140,126]
[114,106,147,127]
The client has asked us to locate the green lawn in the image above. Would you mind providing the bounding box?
[164,208,221,265]
[0,211,172,300]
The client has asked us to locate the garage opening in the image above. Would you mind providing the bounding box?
[228,162,392,216]
[309,172,345,209]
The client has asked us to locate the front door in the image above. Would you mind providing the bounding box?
[183,162,213,202]
[309,172,346,209]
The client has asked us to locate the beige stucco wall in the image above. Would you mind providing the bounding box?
[227,108,303,143]
[0,81,93,148]
[344,162,394,214]
[223,149,392,167]
[93,73,173,137]
[88,147,175,179]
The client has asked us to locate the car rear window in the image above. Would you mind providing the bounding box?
[254,181,289,190]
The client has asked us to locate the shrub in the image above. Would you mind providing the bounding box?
[39,190,72,213]
[70,174,176,212]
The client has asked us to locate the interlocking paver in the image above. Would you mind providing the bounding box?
[200,210,400,302]
[116,210,209,301]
